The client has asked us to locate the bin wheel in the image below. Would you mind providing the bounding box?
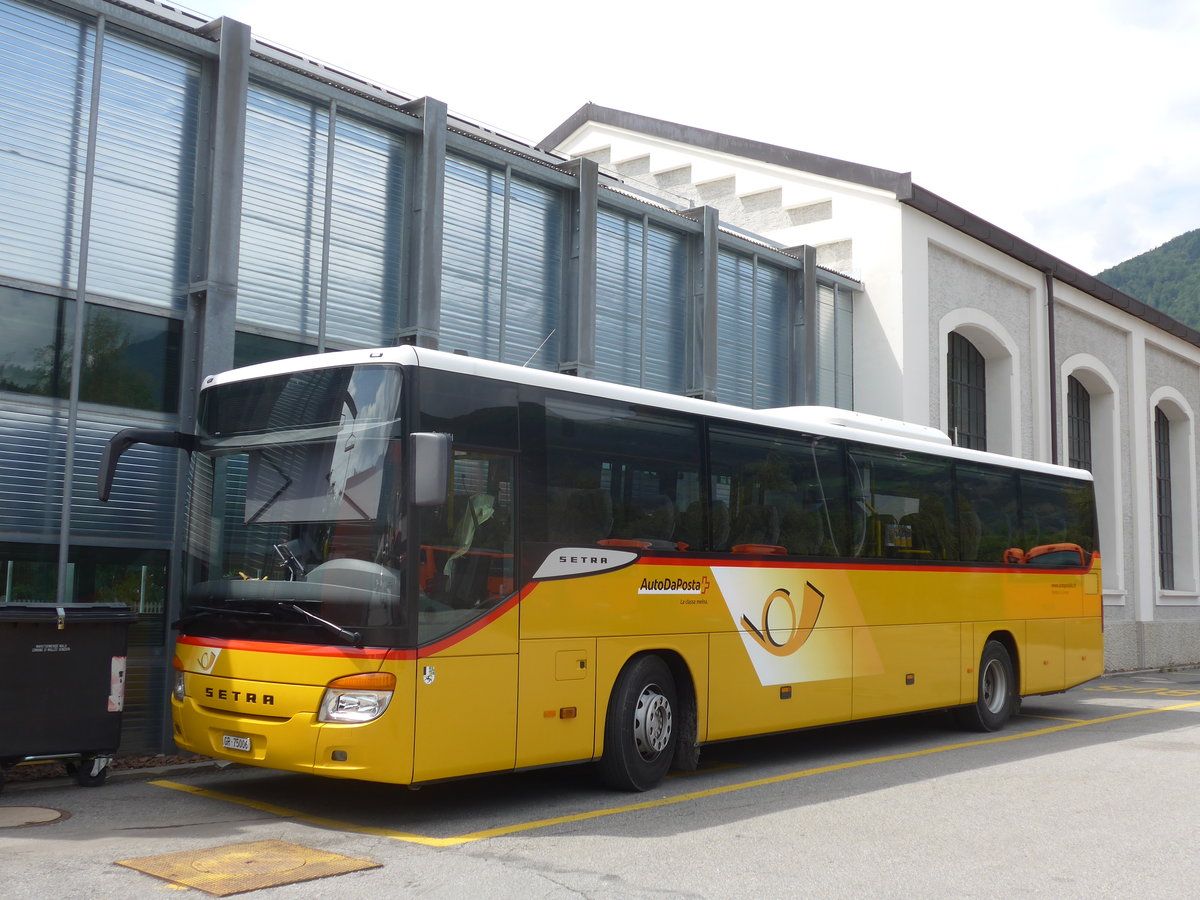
[73,756,110,787]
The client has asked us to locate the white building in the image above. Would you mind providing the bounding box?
[544,104,1200,671]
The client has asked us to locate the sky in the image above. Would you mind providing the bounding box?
[200,0,1200,276]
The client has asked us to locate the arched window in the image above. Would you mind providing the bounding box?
[1067,375,1092,471]
[1063,358,1122,598]
[1150,391,1196,595]
[1155,406,1174,590]
[948,332,986,450]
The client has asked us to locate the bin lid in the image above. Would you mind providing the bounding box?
[0,602,137,624]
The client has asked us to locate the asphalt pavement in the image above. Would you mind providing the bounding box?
[3,669,1199,898]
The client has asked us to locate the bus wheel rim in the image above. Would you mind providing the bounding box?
[981,658,1007,714]
[633,684,672,759]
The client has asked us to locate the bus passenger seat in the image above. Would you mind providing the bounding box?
[899,495,954,559]
[567,488,614,543]
[781,507,824,555]
[959,505,981,560]
[712,500,731,550]
[677,499,730,552]
[731,505,780,548]
[614,494,676,545]
[676,501,704,550]
[550,488,614,545]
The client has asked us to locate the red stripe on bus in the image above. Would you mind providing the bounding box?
[177,584,541,660]
[416,583,538,657]
[176,634,393,659]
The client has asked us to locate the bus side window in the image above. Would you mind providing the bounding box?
[1019,473,1097,567]
[710,425,846,558]
[424,453,515,610]
[956,466,1020,563]
[543,394,702,551]
[847,445,956,560]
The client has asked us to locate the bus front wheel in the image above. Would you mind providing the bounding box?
[957,640,1016,732]
[599,654,678,791]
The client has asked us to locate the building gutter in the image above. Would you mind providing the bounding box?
[1046,269,1059,466]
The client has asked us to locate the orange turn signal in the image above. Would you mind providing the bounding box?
[327,672,396,691]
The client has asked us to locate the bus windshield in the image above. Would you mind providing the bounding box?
[180,365,410,647]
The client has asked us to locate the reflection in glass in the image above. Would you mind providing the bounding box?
[0,541,60,603]
[0,287,74,399]
[847,445,957,560]
[710,425,846,556]
[80,305,181,412]
[183,365,408,647]
[234,331,317,369]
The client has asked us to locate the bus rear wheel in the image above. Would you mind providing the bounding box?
[957,640,1016,732]
[599,654,678,791]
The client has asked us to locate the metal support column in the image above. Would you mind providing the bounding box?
[788,250,808,406]
[802,245,819,404]
[55,13,106,605]
[683,206,719,401]
[401,97,446,348]
[192,16,249,380]
[557,157,597,378]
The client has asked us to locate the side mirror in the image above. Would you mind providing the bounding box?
[411,432,451,507]
[98,428,197,501]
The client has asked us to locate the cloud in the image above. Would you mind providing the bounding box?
[1027,166,1200,274]
[1100,0,1200,30]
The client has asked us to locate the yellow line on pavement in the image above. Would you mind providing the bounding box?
[152,699,1200,847]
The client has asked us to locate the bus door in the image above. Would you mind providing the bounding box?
[411,451,519,782]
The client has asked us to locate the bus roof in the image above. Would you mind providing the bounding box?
[203,345,1093,483]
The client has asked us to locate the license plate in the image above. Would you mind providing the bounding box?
[222,734,251,752]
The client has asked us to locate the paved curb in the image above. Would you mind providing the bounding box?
[1,759,223,794]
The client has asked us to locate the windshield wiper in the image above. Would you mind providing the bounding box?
[174,601,362,647]
[172,604,273,630]
[278,602,362,648]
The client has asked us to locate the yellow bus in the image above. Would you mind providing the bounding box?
[100,346,1103,791]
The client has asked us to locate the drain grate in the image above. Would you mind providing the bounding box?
[116,839,380,896]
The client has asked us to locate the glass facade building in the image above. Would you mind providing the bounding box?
[0,0,856,753]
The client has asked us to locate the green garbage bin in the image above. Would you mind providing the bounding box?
[0,603,136,789]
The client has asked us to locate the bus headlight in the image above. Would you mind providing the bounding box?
[172,656,186,702]
[318,673,396,724]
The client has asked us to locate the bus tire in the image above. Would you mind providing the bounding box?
[956,640,1016,732]
[599,654,678,791]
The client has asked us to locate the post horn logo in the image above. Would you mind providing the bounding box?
[741,582,825,656]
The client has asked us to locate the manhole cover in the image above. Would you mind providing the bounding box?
[0,807,69,828]
[117,839,380,896]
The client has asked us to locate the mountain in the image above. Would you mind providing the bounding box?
[1096,229,1200,329]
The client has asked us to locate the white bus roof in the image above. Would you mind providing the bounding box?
[203,345,1092,482]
